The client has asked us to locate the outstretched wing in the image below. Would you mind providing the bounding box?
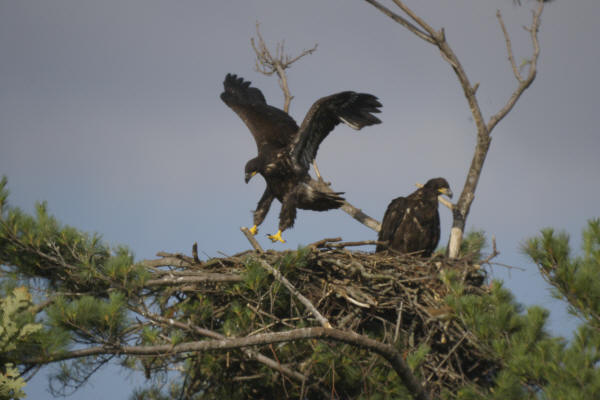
[376,196,408,252]
[291,91,382,170]
[220,73,298,152]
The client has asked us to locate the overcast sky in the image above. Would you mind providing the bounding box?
[1,1,599,398]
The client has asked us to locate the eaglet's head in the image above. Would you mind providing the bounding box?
[244,158,261,183]
[424,177,453,198]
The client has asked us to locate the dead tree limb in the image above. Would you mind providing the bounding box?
[32,327,431,400]
[251,22,317,114]
[363,0,545,257]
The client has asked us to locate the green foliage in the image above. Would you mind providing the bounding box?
[524,219,600,327]
[0,179,145,294]
[241,258,270,292]
[47,292,129,342]
[519,219,600,399]
[448,219,600,399]
[460,230,487,261]
[406,343,430,372]
[3,175,600,400]
[0,287,42,399]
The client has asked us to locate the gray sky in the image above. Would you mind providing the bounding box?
[1,1,599,398]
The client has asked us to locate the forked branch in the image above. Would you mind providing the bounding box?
[251,22,317,113]
[363,0,545,257]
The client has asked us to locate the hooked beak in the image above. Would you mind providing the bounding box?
[245,171,257,184]
[439,187,453,198]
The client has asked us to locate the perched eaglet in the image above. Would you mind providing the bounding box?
[376,178,453,256]
[221,73,382,243]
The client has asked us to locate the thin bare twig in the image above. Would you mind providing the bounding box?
[308,237,343,248]
[363,0,435,44]
[480,235,500,265]
[391,0,439,39]
[251,22,317,113]
[487,3,543,133]
[497,10,522,82]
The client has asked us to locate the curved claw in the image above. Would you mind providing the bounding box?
[267,230,286,244]
[249,225,258,236]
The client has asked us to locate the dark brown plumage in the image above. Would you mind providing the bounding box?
[221,73,382,242]
[376,178,453,256]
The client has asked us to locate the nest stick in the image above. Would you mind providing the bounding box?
[258,259,332,329]
[241,227,264,253]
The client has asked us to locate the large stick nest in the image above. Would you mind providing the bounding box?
[146,239,496,398]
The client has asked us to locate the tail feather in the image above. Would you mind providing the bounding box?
[309,190,345,211]
[298,184,345,211]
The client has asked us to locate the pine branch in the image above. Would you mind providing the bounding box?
[32,327,431,400]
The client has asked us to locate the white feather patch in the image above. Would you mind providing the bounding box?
[339,117,360,130]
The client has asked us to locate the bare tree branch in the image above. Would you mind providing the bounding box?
[364,0,545,257]
[487,5,542,133]
[251,22,317,113]
[391,0,439,38]
[32,327,431,400]
[497,11,522,82]
[340,201,382,232]
[363,0,435,44]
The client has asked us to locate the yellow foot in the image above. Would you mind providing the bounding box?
[268,230,286,243]
[249,225,258,235]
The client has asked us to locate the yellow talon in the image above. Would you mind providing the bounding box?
[268,230,286,243]
[249,225,258,235]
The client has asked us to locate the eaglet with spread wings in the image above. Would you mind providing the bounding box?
[221,73,382,243]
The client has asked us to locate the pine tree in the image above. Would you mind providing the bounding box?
[2,175,599,399]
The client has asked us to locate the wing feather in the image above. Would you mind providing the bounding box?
[377,196,408,251]
[220,73,298,152]
[291,91,382,170]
